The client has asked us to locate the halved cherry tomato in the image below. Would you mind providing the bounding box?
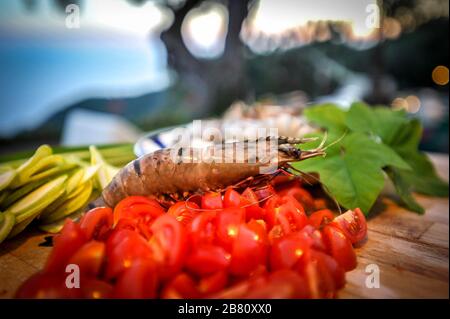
[229,222,268,277]
[303,253,334,299]
[223,188,242,208]
[302,249,346,298]
[309,209,334,229]
[67,240,105,278]
[167,201,199,225]
[79,207,113,240]
[187,211,217,246]
[105,229,153,279]
[150,214,187,279]
[330,208,367,244]
[215,207,245,250]
[298,224,327,252]
[113,196,164,226]
[113,260,158,299]
[185,245,230,277]
[270,232,310,271]
[310,250,345,290]
[198,271,228,295]
[268,224,285,244]
[266,195,307,234]
[45,219,87,273]
[322,225,357,271]
[161,273,200,299]
[201,192,223,210]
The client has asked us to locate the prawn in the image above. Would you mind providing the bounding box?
[92,136,326,208]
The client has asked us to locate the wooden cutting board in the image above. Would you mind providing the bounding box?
[0,154,448,299]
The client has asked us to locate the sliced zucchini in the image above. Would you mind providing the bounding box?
[40,181,86,218]
[41,180,93,224]
[27,161,75,184]
[90,146,118,189]
[7,215,34,239]
[81,164,101,184]
[6,175,67,223]
[0,177,50,209]
[0,212,15,243]
[10,145,52,188]
[0,167,16,191]
[0,191,9,205]
[66,168,85,194]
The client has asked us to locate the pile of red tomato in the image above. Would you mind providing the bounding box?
[17,180,367,299]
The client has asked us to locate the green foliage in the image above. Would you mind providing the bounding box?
[295,102,448,215]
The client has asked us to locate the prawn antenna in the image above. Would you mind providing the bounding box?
[321,130,347,151]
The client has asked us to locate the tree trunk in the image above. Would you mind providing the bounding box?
[160,0,250,116]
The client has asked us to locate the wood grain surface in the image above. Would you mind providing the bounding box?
[0,154,448,299]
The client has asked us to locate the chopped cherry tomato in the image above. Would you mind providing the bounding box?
[201,192,223,210]
[113,196,164,226]
[161,273,200,299]
[68,241,105,278]
[229,222,268,277]
[185,244,230,277]
[187,211,217,246]
[223,188,242,208]
[330,208,367,244]
[215,207,245,250]
[298,224,327,252]
[322,225,357,271]
[167,201,199,225]
[266,195,307,233]
[302,249,346,298]
[198,271,228,295]
[150,214,187,279]
[309,209,334,229]
[268,224,285,244]
[105,229,153,279]
[113,260,158,298]
[310,250,345,290]
[79,207,113,240]
[270,232,310,271]
[45,219,87,273]
[19,180,367,299]
[241,188,265,220]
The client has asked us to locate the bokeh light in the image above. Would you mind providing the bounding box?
[432,65,449,85]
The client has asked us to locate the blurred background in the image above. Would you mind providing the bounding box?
[0,0,448,154]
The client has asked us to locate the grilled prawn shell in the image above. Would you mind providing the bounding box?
[101,136,324,207]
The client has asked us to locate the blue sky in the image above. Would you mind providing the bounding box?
[0,0,170,137]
